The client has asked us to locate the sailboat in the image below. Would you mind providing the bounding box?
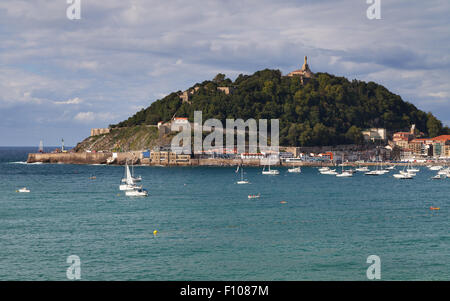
[365,161,387,175]
[121,161,142,183]
[404,161,419,173]
[393,172,413,179]
[336,155,352,177]
[262,158,279,175]
[394,163,415,179]
[237,165,249,184]
[119,163,141,191]
[355,163,370,172]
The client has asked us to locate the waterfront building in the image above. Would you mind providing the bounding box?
[362,128,387,142]
[150,151,191,165]
[393,132,414,149]
[241,153,264,159]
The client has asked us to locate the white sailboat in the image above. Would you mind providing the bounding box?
[394,163,415,179]
[336,155,352,177]
[262,159,279,175]
[405,161,419,173]
[356,165,370,172]
[121,162,142,183]
[393,173,413,179]
[365,163,381,175]
[237,165,249,184]
[119,163,141,191]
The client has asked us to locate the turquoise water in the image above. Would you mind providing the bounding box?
[0,147,449,280]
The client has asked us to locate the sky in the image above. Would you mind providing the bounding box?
[0,0,449,146]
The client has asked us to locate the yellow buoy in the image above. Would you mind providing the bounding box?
[153,230,158,235]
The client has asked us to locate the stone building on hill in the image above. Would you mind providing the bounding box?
[287,56,314,84]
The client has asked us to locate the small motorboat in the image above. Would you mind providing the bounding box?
[355,166,370,172]
[393,173,413,179]
[321,169,337,175]
[365,170,381,176]
[248,194,260,199]
[400,170,416,177]
[438,168,450,175]
[17,187,30,193]
[431,174,445,180]
[429,165,443,171]
[318,167,330,172]
[262,169,279,175]
[125,188,148,197]
[287,167,301,173]
[336,171,353,177]
[237,180,250,184]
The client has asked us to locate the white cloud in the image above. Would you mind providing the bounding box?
[54,97,83,105]
[74,111,118,123]
[428,92,448,99]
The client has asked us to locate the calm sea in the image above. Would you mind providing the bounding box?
[0,147,448,280]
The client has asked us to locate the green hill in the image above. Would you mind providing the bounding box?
[112,69,448,146]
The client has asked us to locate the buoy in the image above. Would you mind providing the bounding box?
[153,230,158,235]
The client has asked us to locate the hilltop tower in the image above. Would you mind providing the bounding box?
[287,56,314,84]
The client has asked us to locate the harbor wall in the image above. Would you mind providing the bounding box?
[27,152,112,164]
[27,152,427,167]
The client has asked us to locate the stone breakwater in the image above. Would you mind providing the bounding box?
[27,152,112,165]
[27,152,426,167]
